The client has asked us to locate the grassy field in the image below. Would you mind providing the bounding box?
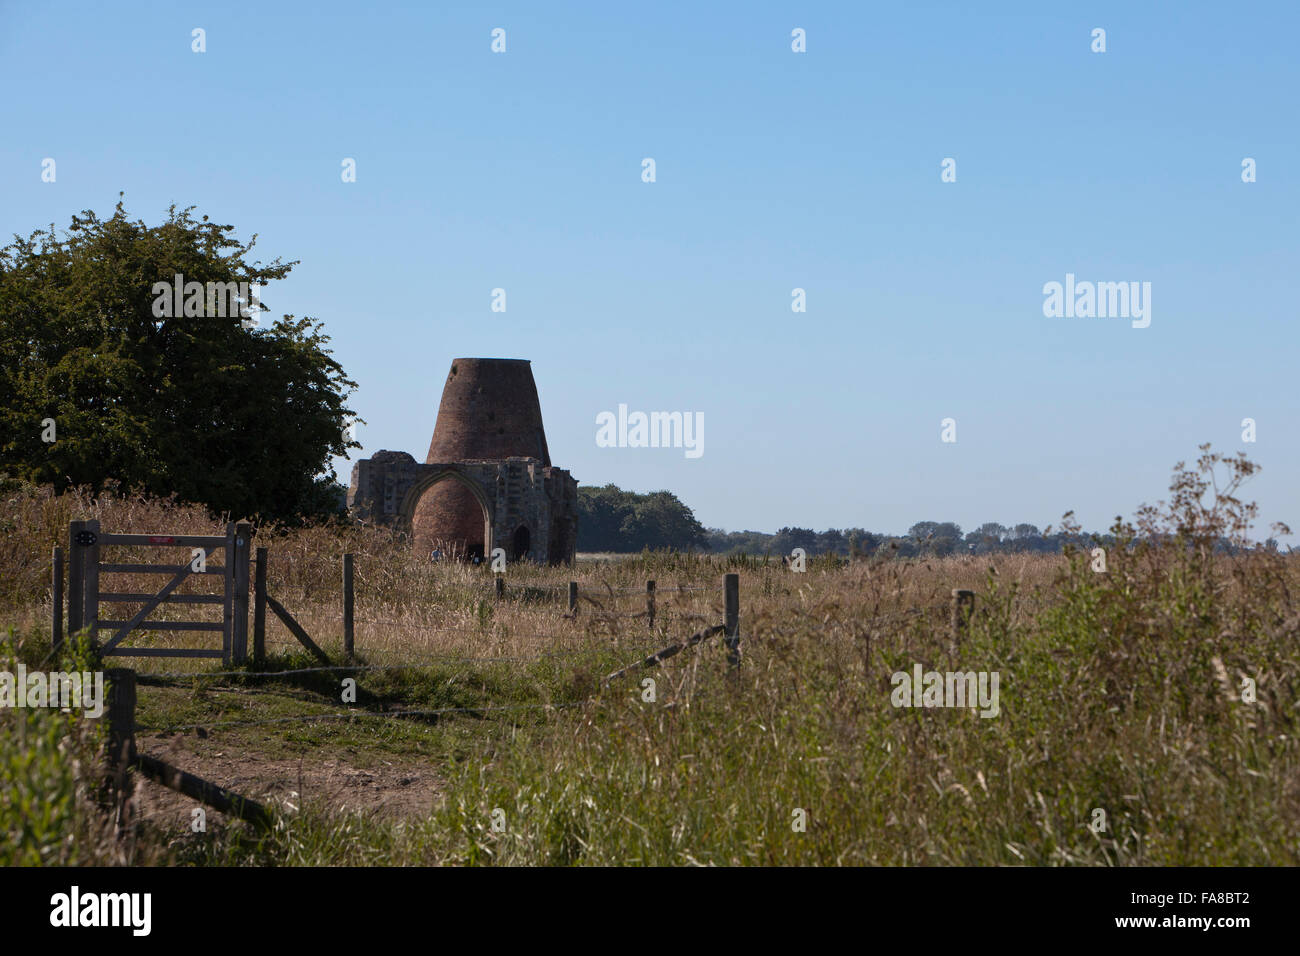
[3,450,1298,865]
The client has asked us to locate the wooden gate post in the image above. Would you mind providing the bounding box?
[253,547,267,664]
[82,520,101,644]
[231,522,251,664]
[67,521,85,638]
[342,553,354,659]
[52,546,64,653]
[221,523,236,665]
[646,580,656,629]
[724,573,740,668]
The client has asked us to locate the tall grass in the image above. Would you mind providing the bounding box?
[0,629,128,865]
[1,447,1296,865]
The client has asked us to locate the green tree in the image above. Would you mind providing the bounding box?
[0,200,357,522]
[577,484,707,552]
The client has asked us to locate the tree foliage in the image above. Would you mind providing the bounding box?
[577,484,708,553]
[0,200,356,522]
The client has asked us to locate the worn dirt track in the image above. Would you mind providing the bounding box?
[129,734,440,830]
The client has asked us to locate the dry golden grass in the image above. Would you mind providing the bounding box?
[1,479,1065,669]
[4,468,1299,865]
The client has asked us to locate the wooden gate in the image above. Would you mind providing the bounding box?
[63,519,251,664]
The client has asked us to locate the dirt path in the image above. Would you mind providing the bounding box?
[130,733,441,830]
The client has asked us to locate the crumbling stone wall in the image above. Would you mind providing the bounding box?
[347,452,578,565]
[345,358,578,565]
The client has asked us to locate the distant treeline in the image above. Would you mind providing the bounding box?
[578,488,1286,556]
[707,522,1104,558]
[578,487,1092,556]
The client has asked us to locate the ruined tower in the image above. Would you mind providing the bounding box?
[347,358,578,565]
[424,358,551,465]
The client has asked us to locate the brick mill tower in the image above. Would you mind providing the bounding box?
[346,358,578,565]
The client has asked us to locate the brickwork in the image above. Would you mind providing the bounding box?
[426,358,551,465]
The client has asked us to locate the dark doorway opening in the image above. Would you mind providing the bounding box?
[512,525,530,561]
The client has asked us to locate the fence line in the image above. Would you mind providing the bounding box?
[272,582,710,596]
[141,651,610,681]
[94,564,985,833]
[136,700,578,735]
[133,598,954,683]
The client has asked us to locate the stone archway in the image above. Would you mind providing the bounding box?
[399,467,493,560]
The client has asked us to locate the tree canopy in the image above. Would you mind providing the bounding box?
[577,484,709,553]
[0,199,356,522]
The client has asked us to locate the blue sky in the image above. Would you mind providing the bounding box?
[3,1,1297,540]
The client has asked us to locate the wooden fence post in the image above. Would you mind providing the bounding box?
[646,580,656,629]
[106,662,272,831]
[253,547,267,664]
[52,546,64,653]
[104,667,137,831]
[67,521,84,638]
[343,553,354,659]
[568,581,578,614]
[105,667,138,769]
[951,589,975,652]
[724,573,740,667]
[231,522,251,664]
[495,576,505,600]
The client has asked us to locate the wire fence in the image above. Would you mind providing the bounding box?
[141,647,614,681]
[135,700,580,736]
[267,581,712,597]
[122,570,960,745]
[138,598,953,684]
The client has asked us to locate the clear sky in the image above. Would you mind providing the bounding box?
[3,1,1297,541]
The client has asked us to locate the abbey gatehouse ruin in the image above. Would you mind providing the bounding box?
[346,358,578,565]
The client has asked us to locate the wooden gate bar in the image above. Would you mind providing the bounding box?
[96,533,226,548]
[99,563,224,575]
[98,593,224,603]
[99,551,206,653]
[107,648,225,659]
[98,620,224,632]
